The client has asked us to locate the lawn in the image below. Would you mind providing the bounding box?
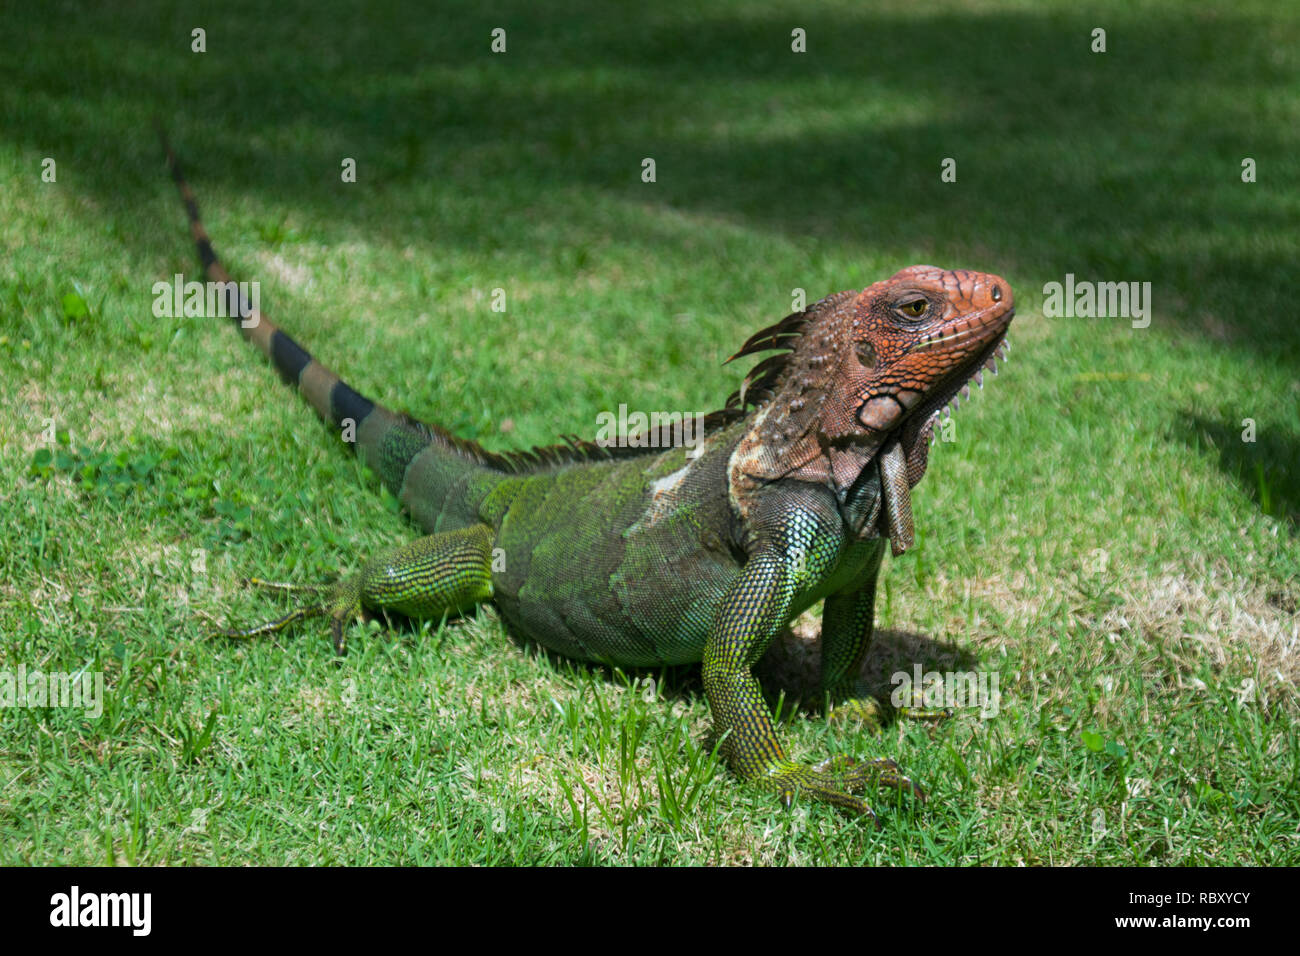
[0,0,1296,864]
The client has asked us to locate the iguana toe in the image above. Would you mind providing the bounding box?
[763,754,923,824]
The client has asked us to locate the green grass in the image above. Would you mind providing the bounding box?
[1,0,1297,864]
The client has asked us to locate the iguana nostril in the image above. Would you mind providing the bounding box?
[991,285,1003,302]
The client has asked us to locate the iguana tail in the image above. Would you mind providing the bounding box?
[159,131,499,531]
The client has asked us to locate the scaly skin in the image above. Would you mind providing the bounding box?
[164,135,1014,822]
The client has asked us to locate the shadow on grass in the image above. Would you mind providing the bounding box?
[4,1,1296,359]
[497,618,975,727]
[296,588,974,726]
[755,626,979,719]
[1178,412,1300,530]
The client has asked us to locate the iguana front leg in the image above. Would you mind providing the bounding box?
[819,541,885,710]
[820,547,949,724]
[219,524,495,654]
[703,534,920,822]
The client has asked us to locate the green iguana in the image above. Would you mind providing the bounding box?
[163,138,1014,822]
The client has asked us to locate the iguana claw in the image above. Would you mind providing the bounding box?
[764,755,924,825]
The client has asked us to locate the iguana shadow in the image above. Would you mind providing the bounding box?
[486,615,977,727]
[1176,411,1299,534]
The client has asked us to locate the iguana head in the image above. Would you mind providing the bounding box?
[728,265,1014,517]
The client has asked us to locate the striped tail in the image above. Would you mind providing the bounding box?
[159,130,497,531]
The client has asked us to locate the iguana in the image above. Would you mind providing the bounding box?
[163,138,1014,822]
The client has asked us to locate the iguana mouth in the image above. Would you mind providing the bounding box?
[909,307,1014,427]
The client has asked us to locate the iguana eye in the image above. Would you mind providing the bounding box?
[897,297,928,318]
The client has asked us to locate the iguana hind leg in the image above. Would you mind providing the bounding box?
[327,523,495,654]
[217,524,496,655]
